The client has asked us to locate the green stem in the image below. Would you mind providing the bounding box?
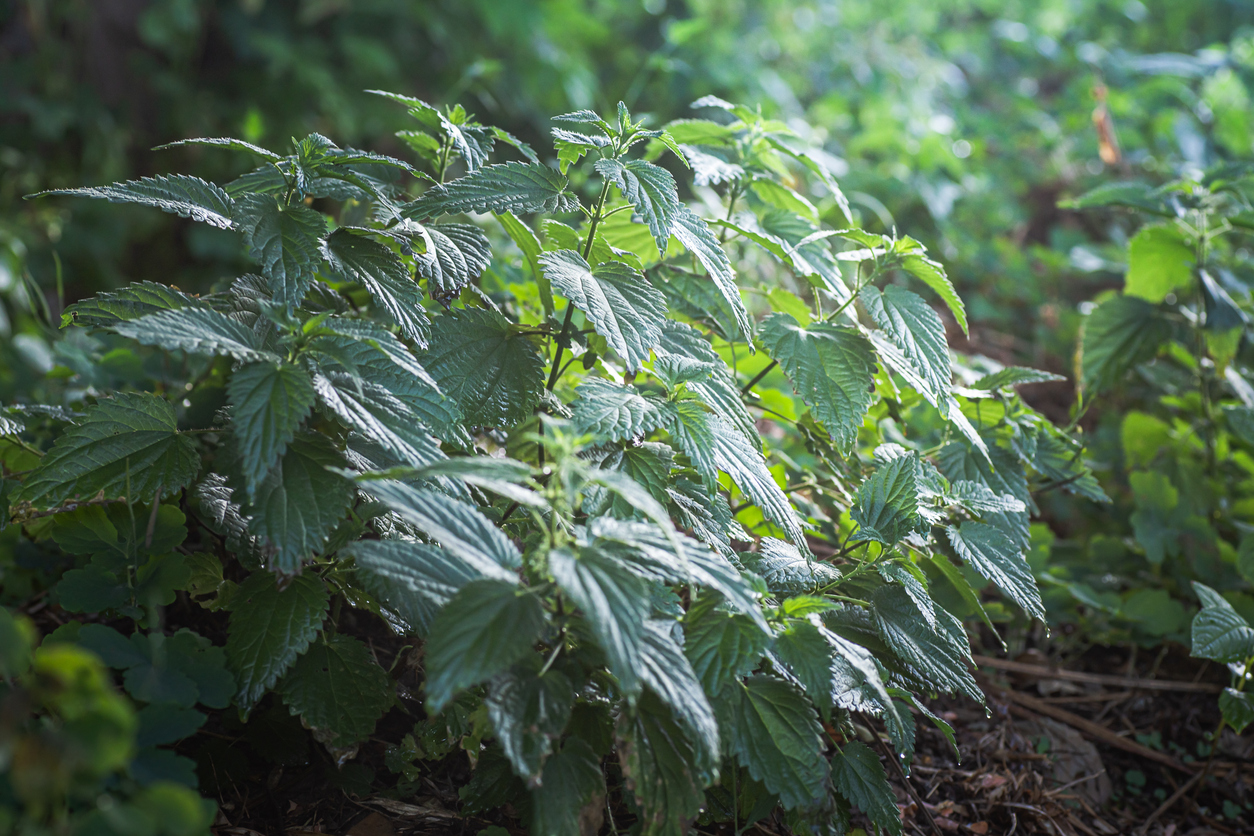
[436,138,453,184]
[740,360,777,395]
[546,179,612,393]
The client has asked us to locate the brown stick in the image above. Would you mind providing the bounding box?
[973,655,1222,693]
[984,681,1197,775]
[1135,768,1207,836]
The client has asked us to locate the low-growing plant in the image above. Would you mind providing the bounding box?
[1,94,1098,834]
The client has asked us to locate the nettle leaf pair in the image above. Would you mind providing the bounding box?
[1066,166,1254,733]
[12,93,1089,834]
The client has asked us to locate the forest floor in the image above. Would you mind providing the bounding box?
[192,625,1248,836]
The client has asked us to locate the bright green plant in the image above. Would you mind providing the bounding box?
[2,93,1097,834]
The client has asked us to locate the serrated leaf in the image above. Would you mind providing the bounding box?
[872,584,981,702]
[416,223,493,299]
[760,312,876,451]
[498,211,553,315]
[640,620,719,773]
[571,379,670,442]
[406,162,578,218]
[425,579,546,712]
[487,661,575,783]
[357,479,521,578]
[313,370,445,469]
[831,741,901,836]
[656,321,757,447]
[671,206,752,339]
[531,737,606,836]
[541,249,667,371]
[424,307,544,428]
[236,194,326,309]
[242,435,355,573]
[1219,688,1254,734]
[1060,180,1167,213]
[938,442,1031,552]
[229,362,315,497]
[897,245,967,335]
[721,674,829,810]
[1191,582,1254,664]
[226,572,329,713]
[851,454,920,546]
[36,174,235,229]
[61,282,210,328]
[154,136,281,161]
[191,475,265,565]
[112,307,279,364]
[550,546,649,696]
[774,619,842,714]
[597,158,681,256]
[619,691,706,836]
[589,518,762,622]
[740,538,840,597]
[346,540,482,636]
[20,393,199,507]
[323,229,430,346]
[1080,294,1171,393]
[681,145,744,186]
[683,595,771,694]
[972,366,1065,390]
[278,633,392,747]
[860,285,951,409]
[1125,224,1194,302]
[947,522,1044,621]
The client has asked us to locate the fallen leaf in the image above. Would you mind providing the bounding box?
[969,822,990,835]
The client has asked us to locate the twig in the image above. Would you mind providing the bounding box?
[869,729,943,836]
[1135,768,1206,836]
[973,655,1222,693]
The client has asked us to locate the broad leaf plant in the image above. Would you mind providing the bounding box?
[1,94,1098,835]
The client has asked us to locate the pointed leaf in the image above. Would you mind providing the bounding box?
[225,573,329,713]
[112,307,279,364]
[36,174,235,229]
[406,162,578,219]
[619,691,706,836]
[897,246,966,335]
[229,362,315,497]
[1080,294,1171,393]
[487,661,575,783]
[860,285,951,410]
[851,454,920,546]
[236,194,327,308]
[425,579,546,712]
[740,538,840,597]
[323,229,431,346]
[345,540,482,636]
[597,158,681,256]
[1191,582,1254,664]
[278,633,392,747]
[571,379,670,442]
[61,282,211,329]
[541,249,667,371]
[641,620,719,773]
[947,522,1044,621]
[417,223,493,299]
[831,742,901,836]
[20,393,199,507]
[683,595,771,695]
[872,584,981,702]
[531,738,606,836]
[671,206,751,339]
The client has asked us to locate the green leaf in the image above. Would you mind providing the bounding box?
[1191,582,1254,664]
[242,435,355,573]
[226,572,329,713]
[831,741,901,836]
[760,313,876,451]
[1080,294,1171,393]
[136,704,207,748]
[550,546,649,696]
[938,442,1032,552]
[417,223,493,299]
[323,229,430,346]
[681,145,744,186]
[531,738,606,836]
[665,403,810,556]
[36,174,235,229]
[61,282,211,329]
[1219,688,1254,734]
[597,158,681,256]
[424,307,545,428]
[947,522,1044,621]
[358,479,522,578]
[860,285,951,410]
[20,393,199,507]
[112,307,279,364]
[683,595,771,694]
[851,454,920,546]
[540,250,667,371]
[927,553,1004,649]
[897,244,967,335]
[571,379,670,443]
[56,561,129,613]
[619,691,706,836]
[425,579,546,712]
[236,194,327,309]
[720,675,830,810]
[872,584,981,702]
[641,620,719,773]
[154,136,281,161]
[406,162,579,219]
[312,369,445,469]
[278,633,392,748]
[773,619,841,714]
[1125,224,1194,303]
[1060,181,1167,213]
[229,362,315,498]
[972,366,1065,391]
[498,211,553,315]
[346,540,482,636]
[486,660,575,783]
[740,538,840,597]
[671,206,752,339]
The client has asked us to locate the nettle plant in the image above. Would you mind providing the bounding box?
[1064,169,1254,744]
[4,94,1096,834]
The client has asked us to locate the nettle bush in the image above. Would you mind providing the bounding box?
[1060,171,1254,741]
[1,94,1098,835]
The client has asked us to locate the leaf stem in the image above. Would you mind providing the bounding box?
[546,179,612,393]
[740,361,777,395]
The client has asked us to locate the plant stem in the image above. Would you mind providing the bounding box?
[546,179,612,393]
[740,361,777,395]
[436,138,452,184]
